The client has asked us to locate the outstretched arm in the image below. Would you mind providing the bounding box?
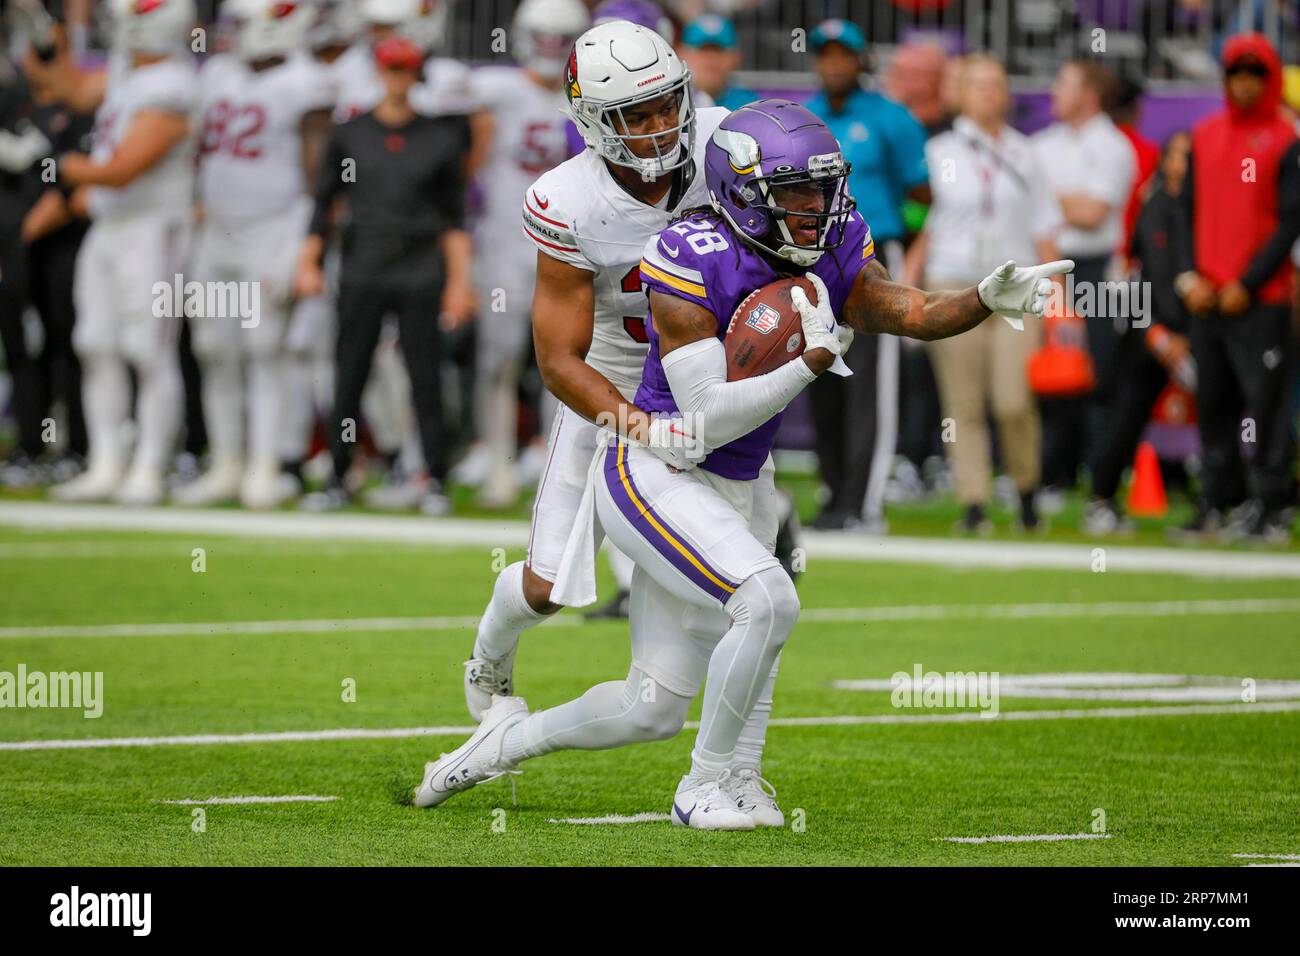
[843,257,1074,340]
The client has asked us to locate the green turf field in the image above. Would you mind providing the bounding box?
[0,522,1297,866]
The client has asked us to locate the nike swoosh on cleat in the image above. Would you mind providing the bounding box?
[673,801,693,825]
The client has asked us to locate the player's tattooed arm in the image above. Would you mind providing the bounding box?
[842,258,992,342]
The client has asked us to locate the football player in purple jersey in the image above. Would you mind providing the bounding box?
[415,99,1071,830]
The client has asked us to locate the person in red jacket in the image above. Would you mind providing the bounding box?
[1177,32,1299,543]
[1110,73,1160,268]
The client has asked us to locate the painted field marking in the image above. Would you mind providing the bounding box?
[4,500,1300,578]
[833,672,1300,704]
[159,795,338,806]
[4,597,1299,641]
[3,700,1299,752]
[941,833,1112,844]
[1232,853,1300,860]
[546,813,671,825]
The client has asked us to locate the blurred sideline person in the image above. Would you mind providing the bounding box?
[2,2,93,487]
[884,38,952,500]
[1177,34,1298,542]
[328,0,481,506]
[1032,59,1135,492]
[678,14,755,111]
[904,54,1062,535]
[176,0,332,509]
[0,42,51,481]
[457,0,589,509]
[276,0,366,489]
[295,33,474,515]
[1084,131,1196,535]
[805,19,929,531]
[40,0,198,505]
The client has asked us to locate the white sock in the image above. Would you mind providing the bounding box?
[81,354,128,473]
[473,561,548,661]
[248,354,286,465]
[732,655,780,773]
[130,353,181,476]
[691,567,798,777]
[501,666,689,765]
[200,353,243,465]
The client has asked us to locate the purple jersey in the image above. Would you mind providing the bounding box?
[636,209,876,480]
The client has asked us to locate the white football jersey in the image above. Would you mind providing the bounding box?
[89,55,198,221]
[472,65,570,258]
[522,106,728,398]
[197,54,333,222]
[330,42,475,122]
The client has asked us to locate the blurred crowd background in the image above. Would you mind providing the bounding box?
[1,0,1298,545]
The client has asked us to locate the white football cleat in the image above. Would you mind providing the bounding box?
[413,695,527,809]
[724,768,785,828]
[463,650,516,722]
[173,458,243,506]
[114,468,165,507]
[670,769,756,831]
[50,461,123,502]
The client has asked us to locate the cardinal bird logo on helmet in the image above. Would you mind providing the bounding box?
[135,0,167,13]
[565,47,581,102]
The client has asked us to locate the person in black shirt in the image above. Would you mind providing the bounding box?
[1082,131,1197,535]
[295,33,474,514]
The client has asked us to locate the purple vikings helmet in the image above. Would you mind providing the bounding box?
[706,100,856,268]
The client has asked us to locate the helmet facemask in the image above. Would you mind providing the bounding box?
[712,132,855,267]
[571,71,696,178]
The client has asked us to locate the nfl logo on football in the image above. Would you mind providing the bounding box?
[745,303,781,334]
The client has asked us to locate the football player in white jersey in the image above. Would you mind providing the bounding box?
[332,0,473,122]
[444,20,783,826]
[174,0,333,508]
[458,0,589,508]
[42,0,198,505]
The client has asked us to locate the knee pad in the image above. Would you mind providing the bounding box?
[729,566,800,648]
[623,687,689,742]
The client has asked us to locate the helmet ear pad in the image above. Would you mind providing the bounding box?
[723,185,772,243]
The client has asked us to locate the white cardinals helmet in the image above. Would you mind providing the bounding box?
[512,0,589,82]
[362,0,448,52]
[109,0,197,55]
[564,19,695,176]
[308,0,363,51]
[227,0,313,61]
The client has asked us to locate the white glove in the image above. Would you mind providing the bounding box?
[645,415,707,471]
[789,273,852,377]
[977,259,1075,331]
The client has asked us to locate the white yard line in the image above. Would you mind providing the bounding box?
[941,833,1112,844]
[0,616,485,640]
[766,701,1300,727]
[4,500,1300,577]
[159,795,338,805]
[546,813,671,825]
[1232,853,1300,860]
[4,597,1299,640]
[3,701,1298,753]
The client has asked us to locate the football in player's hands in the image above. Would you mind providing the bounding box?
[724,277,813,381]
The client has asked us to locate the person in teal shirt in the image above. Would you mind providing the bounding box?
[804,19,930,247]
[679,15,757,112]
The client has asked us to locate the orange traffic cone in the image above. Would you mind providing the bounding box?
[1126,441,1168,518]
